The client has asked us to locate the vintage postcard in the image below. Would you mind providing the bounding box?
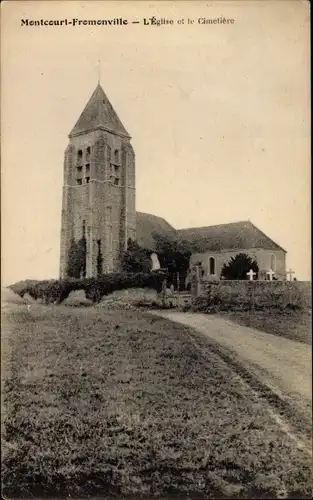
[1,1,311,499]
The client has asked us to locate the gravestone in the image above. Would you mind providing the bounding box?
[286,269,295,281]
[258,270,267,280]
[266,269,275,281]
[190,265,201,298]
[150,252,161,271]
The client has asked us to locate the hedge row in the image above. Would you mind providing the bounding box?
[9,271,167,305]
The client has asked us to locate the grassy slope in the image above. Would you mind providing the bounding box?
[2,302,312,499]
[219,309,312,345]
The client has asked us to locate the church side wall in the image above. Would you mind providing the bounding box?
[190,248,286,280]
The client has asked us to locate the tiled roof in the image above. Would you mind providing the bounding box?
[136,212,177,250]
[177,221,286,253]
[69,84,130,138]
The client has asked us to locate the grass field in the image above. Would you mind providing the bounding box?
[219,309,312,345]
[2,297,312,499]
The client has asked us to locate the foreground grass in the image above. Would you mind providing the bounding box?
[2,300,312,499]
[219,309,312,345]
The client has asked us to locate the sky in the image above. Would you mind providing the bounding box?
[1,1,311,285]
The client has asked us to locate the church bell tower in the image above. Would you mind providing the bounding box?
[59,84,136,278]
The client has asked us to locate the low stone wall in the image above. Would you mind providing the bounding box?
[198,280,311,310]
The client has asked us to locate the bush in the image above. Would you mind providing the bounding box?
[9,271,167,305]
[192,281,310,313]
[221,253,259,280]
[9,280,40,298]
[120,239,152,273]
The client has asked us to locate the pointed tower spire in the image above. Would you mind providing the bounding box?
[69,84,130,139]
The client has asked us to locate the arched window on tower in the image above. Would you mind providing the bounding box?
[76,150,83,184]
[109,149,121,185]
[114,149,120,164]
[77,149,83,165]
[86,146,91,162]
[209,257,215,276]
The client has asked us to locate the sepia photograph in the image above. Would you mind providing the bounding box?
[1,1,311,499]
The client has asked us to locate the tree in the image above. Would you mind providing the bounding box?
[221,253,259,280]
[66,236,87,278]
[120,238,152,273]
[96,239,103,276]
[152,233,191,289]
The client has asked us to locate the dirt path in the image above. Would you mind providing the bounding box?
[151,311,312,455]
[152,311,312,402]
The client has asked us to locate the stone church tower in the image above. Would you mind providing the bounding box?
[59,84,136,278]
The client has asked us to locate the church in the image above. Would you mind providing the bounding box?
[60,84,286,281]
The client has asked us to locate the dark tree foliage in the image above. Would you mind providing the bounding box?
[120,238,152,273]
[66,236,87,278]
[152,232,191,290]
[96,239,103,277]
[221,253,259,280]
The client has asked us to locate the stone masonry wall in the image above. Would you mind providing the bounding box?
[60,128,136,278]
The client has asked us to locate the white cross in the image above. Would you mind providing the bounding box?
[286,269,295,281]
[247,269,256,281]
[266,269,275,281]
[195,265,201,281]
